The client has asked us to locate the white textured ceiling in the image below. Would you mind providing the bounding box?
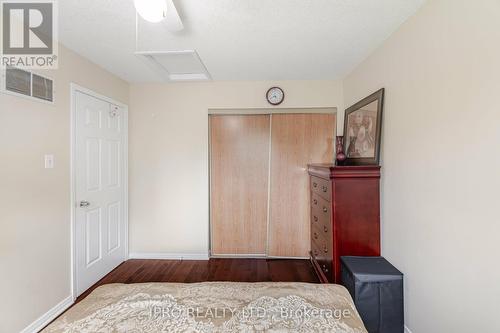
[58,0,425,82]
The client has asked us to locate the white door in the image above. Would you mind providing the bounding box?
[74,90,127,296]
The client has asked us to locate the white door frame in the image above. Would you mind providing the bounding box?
[70,83,129,301]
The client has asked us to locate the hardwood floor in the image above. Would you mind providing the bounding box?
[76,258,319,303]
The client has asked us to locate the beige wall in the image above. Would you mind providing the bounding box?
[343,0,500,332]
[5,1,499,330]
[129,80,343,255]
[0,45,128,332]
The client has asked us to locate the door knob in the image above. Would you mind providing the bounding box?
[80,201,90,207]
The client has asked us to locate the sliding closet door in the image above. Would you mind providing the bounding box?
[268,113,336,257]
[210,115,270,255]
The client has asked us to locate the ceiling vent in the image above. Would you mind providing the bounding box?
[136,50,211,82]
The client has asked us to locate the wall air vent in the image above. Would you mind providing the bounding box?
[136,50,212,82]
[5,67,31,96]
[2,67,54,103]
[32,74,54,101]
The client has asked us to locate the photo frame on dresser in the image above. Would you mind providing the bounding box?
[343,88,384,165]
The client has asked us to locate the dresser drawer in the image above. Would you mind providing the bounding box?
[311,192,331,226]
[311,209,330,235]
[311,237,333,280]
[310,176,331,201]
[312,218,331,244]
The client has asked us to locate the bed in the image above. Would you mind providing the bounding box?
[43,282,367,332]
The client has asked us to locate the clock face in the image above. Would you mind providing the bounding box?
[266,87,284,105]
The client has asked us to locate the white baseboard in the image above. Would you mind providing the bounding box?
[129,253,309,260]
[20,295,73,333]
[405,325,413,333]
[128,252,209,260]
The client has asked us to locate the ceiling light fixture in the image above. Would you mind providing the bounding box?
[133,0,168,23]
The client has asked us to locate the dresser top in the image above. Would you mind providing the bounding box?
[308,164,381,179]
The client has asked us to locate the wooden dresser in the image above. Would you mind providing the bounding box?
[308,164,381,283]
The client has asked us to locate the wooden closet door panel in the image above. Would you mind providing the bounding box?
[268,114,335,257]
[210,115,270,255]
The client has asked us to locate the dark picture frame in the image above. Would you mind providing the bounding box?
[343,88,384,165]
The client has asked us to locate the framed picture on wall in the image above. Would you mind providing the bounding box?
[343,88,384,165]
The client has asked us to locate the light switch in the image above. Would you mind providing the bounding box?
[44,154,54,169]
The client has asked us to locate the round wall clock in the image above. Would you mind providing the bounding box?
[266,87,285,105]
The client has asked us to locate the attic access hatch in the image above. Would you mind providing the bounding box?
[136,50,212,81]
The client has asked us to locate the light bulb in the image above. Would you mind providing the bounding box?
[134,0,168,23]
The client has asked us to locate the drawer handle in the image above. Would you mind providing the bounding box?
[323,207,328,213]
[313,216,318,222]
[322,186,328,192]
[313,199,317,205]
[313,232,318,239]
[323,245,328,253]
[322,264,329,273]
[323,226,328,233]
[313,182,318,188]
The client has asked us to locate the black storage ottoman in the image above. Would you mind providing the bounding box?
[340,256,404,333]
